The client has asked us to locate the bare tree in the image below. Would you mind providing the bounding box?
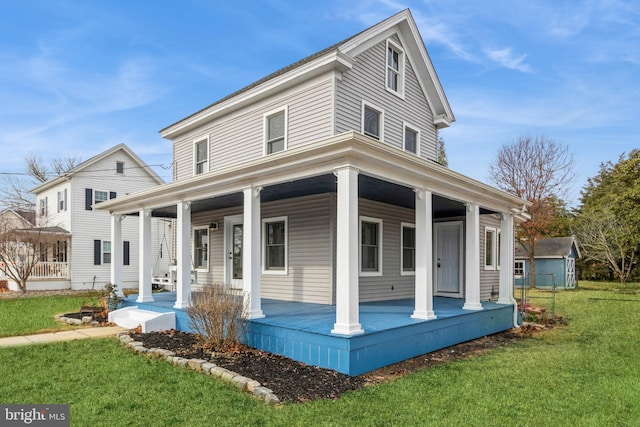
[489,135,575,288]
[575,208,636,284]
[24,154,49,183]
[0,176,36,211]
[0,217,59,293]
[51,155,82,176]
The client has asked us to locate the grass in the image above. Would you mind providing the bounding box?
[1,281,639,426]
[0,292,103,337]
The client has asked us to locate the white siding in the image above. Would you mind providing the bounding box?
[336,36,437,160]
[480,214,501,301]
[172,77,334,182]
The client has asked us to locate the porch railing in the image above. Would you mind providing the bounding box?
[31,261,70,279]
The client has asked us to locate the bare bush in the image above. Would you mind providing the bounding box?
[186,284,248,351]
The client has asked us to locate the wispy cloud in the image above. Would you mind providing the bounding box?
[483,47,532,73]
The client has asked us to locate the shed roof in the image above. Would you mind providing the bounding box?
[515,236,581,259]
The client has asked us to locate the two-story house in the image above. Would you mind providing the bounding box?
[29,143,170,291]
[99,10,530,375]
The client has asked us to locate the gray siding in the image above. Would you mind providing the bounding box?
[358,198,415,302]
[335,36,437,160]
[173,77,334,182]
[479,214,501,301]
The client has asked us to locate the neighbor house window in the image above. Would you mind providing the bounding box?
[94,190,108,204]
[263,216,288,273]
[401,223,415,275]
[403,124,419,154]
[514,260,524,278]
[102,241,111,264]
[362,102,383,140]
[264,107,287,154]
[116,161,125,174]
[485,227,497,270]
[193,227,209,270]
[39,198,47,217]
[360,216,383,275]
[194,138,209,175]
[386,40,404,96]
[57,189,67,212]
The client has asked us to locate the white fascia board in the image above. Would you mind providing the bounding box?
[161,51,354,140]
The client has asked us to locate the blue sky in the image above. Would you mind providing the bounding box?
[1,0,638,207]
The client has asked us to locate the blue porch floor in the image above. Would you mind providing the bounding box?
[124,293,515,376]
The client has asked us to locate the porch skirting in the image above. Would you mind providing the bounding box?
[124,294,514,376]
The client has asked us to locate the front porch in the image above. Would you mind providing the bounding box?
[123,293,515,376]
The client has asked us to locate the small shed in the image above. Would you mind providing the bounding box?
[514,236,581,288]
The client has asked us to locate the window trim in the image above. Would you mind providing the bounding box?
[193,137,209,176]
[262,216,288,275]
[39,198,47,217]
[514,260,525,278]
[361,101,384,141]
[400,222,416,276]
[484,226,497,270]
[192,226,209,272]
[385,39,405,98]
[402,122,420,155]
[263,106,288,155]
[116,161,125,174]
[102,240,112,265]
[359,216,383,277]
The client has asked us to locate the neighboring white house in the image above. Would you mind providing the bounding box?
[18,143,170,291]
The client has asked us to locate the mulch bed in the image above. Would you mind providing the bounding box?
[129,326,537,403]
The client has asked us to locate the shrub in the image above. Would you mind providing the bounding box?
[186,284,248,351]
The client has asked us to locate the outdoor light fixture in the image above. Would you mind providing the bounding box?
[209,222,219,232]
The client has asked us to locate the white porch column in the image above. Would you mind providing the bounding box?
[243,186,264,319]
[412,188,436,320]
[137,209,154,303]
[498,212,515,304]
[174,201,191,309]
[110,214,124,297]
[463,203,483,310]
[331,166,364,335]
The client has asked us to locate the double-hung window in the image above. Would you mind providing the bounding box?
[403,123,419,154]
[194,138,208,175]
[264,107,287,154]
[116,161,125,174]
[102,241,111,264]
[360,216,383,276]
[263,217,287,273]
[386,40,404,96]
[362,102,383,140]
[484,227,497,270]
[193,227,209,270]
[94,190,108,204]
[401,223,415,275]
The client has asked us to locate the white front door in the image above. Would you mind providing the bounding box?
[224,215,243,288]
[434,221,463,297]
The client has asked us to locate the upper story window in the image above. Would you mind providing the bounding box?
[194,138,209,175]
[116,161,125,174]
[362,102,384,141]
[264,107,287,155]
[386,40,404,97]
[57,189,67,212]
[403,123,419,154]
[263,216,288,274]
[39,197,47,217]
[360,216,383,276]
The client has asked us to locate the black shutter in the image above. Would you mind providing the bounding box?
[94,240,101,265]
[109,191,116,200]
[85,188,93,211]
[123,241,130,266]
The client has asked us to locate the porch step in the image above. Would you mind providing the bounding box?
[108,306,176,333]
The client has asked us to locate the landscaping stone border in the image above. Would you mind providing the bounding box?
[116,332,280,404]
[55,313,101,327]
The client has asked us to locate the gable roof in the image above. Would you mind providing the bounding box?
[0,209,36,228]
[30,143,164,194]
[515,236,581,259]
[161,9,454,139]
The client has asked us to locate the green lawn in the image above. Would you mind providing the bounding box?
[1,282,639,426]
[0,293,102,337]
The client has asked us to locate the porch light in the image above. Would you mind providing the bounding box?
[209,222,219,232]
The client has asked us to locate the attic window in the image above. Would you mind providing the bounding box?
[264,107,287,155]
[194,138,209,175]
[116,161,124,174]
[386,40,404,97]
